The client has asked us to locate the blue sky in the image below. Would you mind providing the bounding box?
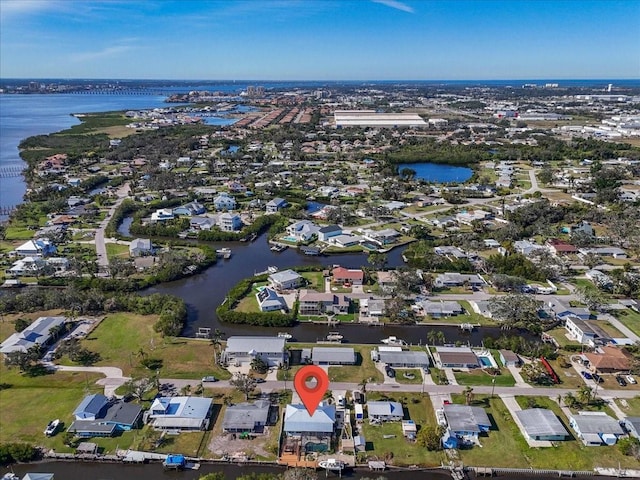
[1,0,638,80]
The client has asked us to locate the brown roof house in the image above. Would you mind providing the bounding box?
[332,266,364,286]
[585,346,632,373]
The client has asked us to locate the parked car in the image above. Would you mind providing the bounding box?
[254,378,266,383]
[626,375,637,384]
[616,376,627,387]
[581,371,593,380]
[202,376,218,382]
[592,373,604,383]
[385,367,396,378]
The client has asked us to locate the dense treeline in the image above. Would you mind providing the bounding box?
[0,287,187,337]
[198,214,283,242]
[0,442,40,465]
[382,138,491,165]
[486,253,547,282]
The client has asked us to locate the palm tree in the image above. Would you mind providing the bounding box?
[563,392,577,409]
[463,386,474,406]
[358,378,368,393]
[211,329,225,365]
[577,385,592,406]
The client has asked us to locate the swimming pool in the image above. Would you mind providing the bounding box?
[478,356,493,367]
[281,235,298,242]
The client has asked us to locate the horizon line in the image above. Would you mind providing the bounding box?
[2,77,639,82]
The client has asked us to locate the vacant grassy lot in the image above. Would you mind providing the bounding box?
[615,396,640,416]
[454,369,516,387]
[451,394,640,469]
[359,391,444,467]
[614,309,640,337]
[105,242,130,259]
[327,346,384,384]
[300,271,325,292]
[76,313,229,379]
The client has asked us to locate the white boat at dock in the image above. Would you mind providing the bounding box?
[318,458,346,472]
[215,248,232,259]
[270,244,288,252]
[381,336,406,346]
[44,418,59,436]
[326,331,344,342]
[277,332,293,340]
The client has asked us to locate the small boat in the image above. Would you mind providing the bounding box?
[381,336,406,346]
[216,248,232,259]
[267,266,278,274]
[270,244,288,252]
[319,458,345,472]
[2,473,20,480]
[278,332,293,340]
[44,418,60,436]
[163,454,186,470]
[326,332,343,342]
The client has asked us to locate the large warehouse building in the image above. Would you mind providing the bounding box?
[334,110,427,128]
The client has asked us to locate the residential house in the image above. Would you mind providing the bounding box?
[148,396,213,431]
[268,269,303,291]
[377,350,430,368]
[311,347,356,365]
[73,394,110,421]
[431,216,456,229]
[434,246,468,259]
[455,210,492,226]
[213,193,237,211]
[256,288,287,312]
[564,317,611,346]
[317,225,342,242]
[548,300,591,321]
[420,300,463,318]
[331,266,364,286]
[223,336,286,367]
[190,216,218,231]
[571,221,595,237]
[15,238,56,257]
[443,404,491,440]
[330,234,362,248]
[359,298,385,321]
[584,346,632,373]
[367,401,404,422]
[0,316,66,355]
[376,271,395,293]
[362,228,400,246]
[150,208,174,222]
[283,403,336,449]
[286,220,320,242]
[546,239,578,256]
[173,201,206,217]
[219,212,242,232]
[515,408,569,441]
[69,401,143,438]
[585,269,613,288]
[499,350,521,367]
[265,197,288,213]
[622,417,640,439]
[569,412,624,446]
[468,300,494,318]
[514,240,545,257]
[222,400,272,433]
[5,256,46,277]
[299,291,350,316]
[434,272,485,288]
[580,247,627,259]
[129,238,154,257]
[435,346,480,369]
[483,239,501,249]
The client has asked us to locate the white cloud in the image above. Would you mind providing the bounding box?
[371,0,414,13]
[0,0,60,21]
[70,45,132,63]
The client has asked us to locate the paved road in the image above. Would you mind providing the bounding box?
[94,182,130,270]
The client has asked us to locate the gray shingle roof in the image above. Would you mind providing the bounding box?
[515,408,568,437]
[378,350,430,366]
[222,400,270,431]
[226,336,286,353]
[312,347,355,364]
[443,404,491,433]
[571,413,624,435]
[367,401,403,417]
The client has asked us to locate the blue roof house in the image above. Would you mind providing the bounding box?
[284,403,336,447]
[73,394,110,421]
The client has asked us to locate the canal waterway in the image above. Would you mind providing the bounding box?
[143,233,535,345]
[397,162,473,183]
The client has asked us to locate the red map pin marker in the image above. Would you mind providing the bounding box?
[294,365,330,416]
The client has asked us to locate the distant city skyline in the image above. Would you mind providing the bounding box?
[1,0,638,80]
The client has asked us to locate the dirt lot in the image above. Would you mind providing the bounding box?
[208,428,275,459]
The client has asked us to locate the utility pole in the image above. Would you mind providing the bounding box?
[490,376,497,398]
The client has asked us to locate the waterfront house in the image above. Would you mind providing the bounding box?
[377,350,430,368]
[622,417,640,439]
[285,220,320,242]
[5,256,46,277]
[256,287,287,312]
[359,298,385,321]
[376,271,395,292]
[499,350,521,367]
[223,336,286,367]
[265,197,288,213]
[435,346,480,369]
[219,212,242,232]
[283,403,336,449]
[129,238,154,257]
[150,208,174,222]
[311,347,356,365]
[434,246,468,259]
[330,233,362,248]
[317,224,342,242]
[419,300,463,318]
[367,401,403,422]
[15,238,56,257]
[73,394,110,421]
[69,402,143,438]
[331,266,364,286]
[515,408,569,441]
[268,269,303,291]
[548,300,591,321]
[299,291,351,316]
[0,316,66,355]
[148,396,213,431]
[222,400,272,433]
[190,215,218,231]
[213,193,237,210]
[173,201,206,217]
[569,412,624,446]
[564,317,611,347]
[443,404,491,439]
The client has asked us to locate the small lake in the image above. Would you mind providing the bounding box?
[397,162,473,183]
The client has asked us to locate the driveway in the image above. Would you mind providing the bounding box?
[51,365,129,397]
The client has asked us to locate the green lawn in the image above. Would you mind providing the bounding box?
[301,271,325,292]
[105,242,130,259]
[359,392,444,467]
[451,394,640,469]
[327,346,384,384]
[614,309,640,337]
[454,369,516,387]
[615,396,640,416]
[4,226,36,240]
[76,313,229,379]
[545,327,581,348]
[394,369,424,384]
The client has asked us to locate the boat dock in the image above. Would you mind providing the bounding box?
[459,323,479,331]
[216,248,232,259]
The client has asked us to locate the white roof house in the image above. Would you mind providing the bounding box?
[311,347,356,365]
[255,287,287,312]
[515,408,569,441]
[378,350,430,368]
[284,403,336,434]
[268,269,303,291]
[367,401,404,421]
[149,396,213,431]
[223,336,286,367]
[0,316,66,355]
[569,412,624,446]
